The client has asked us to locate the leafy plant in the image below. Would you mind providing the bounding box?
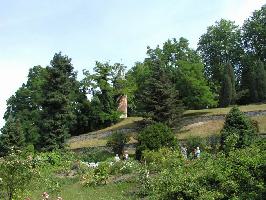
[220,106,256,153]
[139,140,265,199]
[106,131,130,156]
[136,123,178,160]
[0,150,36,200]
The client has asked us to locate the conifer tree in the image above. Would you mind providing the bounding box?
[0,118,25,156]
[220,107,256,153]
[138,60,184,127]
[39,53,76,151]
[219,63,236,107]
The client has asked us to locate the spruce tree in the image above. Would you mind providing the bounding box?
[220,107,256,153]
[138,60,184,127]
[39,53,76,151]
[0,118,25,156]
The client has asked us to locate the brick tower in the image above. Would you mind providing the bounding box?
[118,95,127,118]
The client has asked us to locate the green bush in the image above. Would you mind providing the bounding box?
[136,123,178,160]
[82,162,111,186]
[220,106,256,153]
[142,148,184,172]
[28,150,76,195]
[0,150,36,200]
[138,140,265,199]
[185,135,220,159]
[106,131,130,156]
[79,147,113,163]
[110,160,140,175]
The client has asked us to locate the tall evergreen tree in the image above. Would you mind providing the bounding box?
[219,63,236,107]
[39,53,77,151]
[138,59,184,127]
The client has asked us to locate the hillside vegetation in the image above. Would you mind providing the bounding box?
[67,103,266,149]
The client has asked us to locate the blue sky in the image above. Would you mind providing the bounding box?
[0,0,265,129]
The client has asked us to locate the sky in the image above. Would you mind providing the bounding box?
[0,0,265,130]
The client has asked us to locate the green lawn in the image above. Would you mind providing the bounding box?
[29,178,137,200]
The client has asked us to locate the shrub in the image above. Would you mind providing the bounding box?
[220,106,256,153]
[142,147,184,172]
[82,162,111,186]
[136,123,178,160]
[79,147,113,163]
[139,140,265,199]
[0,150,36,200]
[106,131,130,156]
[110,160,140,175]
[184,135,220,158]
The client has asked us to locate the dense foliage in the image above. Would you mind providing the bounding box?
[136,123,178,159]
[137,59,184,126]
[139,141,265,200]
[198,5,266,106]
[0,55,125,152]
[0,150,36,200]
[129,37,216,113]
[106,131,130,156]
[220,107,256,153]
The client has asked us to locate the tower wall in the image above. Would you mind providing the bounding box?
[118,95,127,118]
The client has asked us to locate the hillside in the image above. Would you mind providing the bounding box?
[67,117,142,149]
[67,104,266,149]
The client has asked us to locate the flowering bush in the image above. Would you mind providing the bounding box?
[0,149,36,200]
[110,160,140,175]
[81,162,110,186]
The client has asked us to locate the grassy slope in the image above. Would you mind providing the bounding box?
[67,117,142,149]
[183,103,266,117]
[177,115,266,139]
[67,104,266,149]
[178,104,266,139]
